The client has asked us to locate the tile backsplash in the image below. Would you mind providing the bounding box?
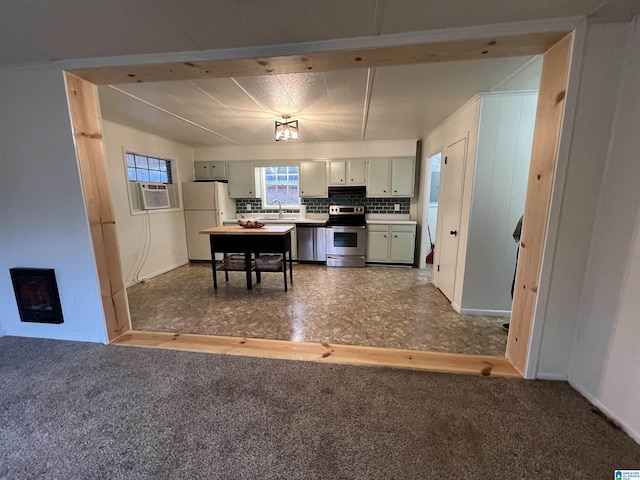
[235,193,410,215]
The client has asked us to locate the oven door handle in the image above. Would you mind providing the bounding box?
[327,226,367,229]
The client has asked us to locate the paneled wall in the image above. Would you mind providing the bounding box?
[461,92,538,314]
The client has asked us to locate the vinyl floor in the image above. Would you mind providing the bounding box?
[127,263,508,356]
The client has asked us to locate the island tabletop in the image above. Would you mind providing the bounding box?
[200,225,294,291]
[200,225,294,235]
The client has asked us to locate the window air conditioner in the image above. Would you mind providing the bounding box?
[139,183,171,210]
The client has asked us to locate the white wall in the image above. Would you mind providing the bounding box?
[567,20,640,443]
[102,120,193,286]
[461,92,537,314]
[193,140,417,161]
[535,23,629,379]
[0,66,106,343]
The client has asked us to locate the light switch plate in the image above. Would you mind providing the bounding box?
[246,204,252,211]
[394,204,400,211]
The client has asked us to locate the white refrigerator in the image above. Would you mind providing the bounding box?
[183,182,236,260]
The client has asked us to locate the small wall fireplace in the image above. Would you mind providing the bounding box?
[9,268,64,324]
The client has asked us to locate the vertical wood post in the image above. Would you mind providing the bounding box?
[507,34,573,373]
[64,72,130,341]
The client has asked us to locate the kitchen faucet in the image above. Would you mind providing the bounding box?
[270,199,282,219]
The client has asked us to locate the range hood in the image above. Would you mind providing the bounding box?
[328,185,366,196]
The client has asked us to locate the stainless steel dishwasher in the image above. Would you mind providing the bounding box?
[296,223,326,262]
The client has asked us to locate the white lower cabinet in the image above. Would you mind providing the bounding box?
[366,223,416,264]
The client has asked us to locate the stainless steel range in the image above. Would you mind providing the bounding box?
[325,205,367,267]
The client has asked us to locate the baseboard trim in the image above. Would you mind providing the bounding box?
[569,380,640,445]
[451,302,461,313]
[112,330,521,378]
[459,308,511,317]
[126,260,189,287]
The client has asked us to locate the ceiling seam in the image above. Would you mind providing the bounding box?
[322,72,342,141]
[153,2,203,50]
[188,81,247,119]
[373,0,385,35]
[157,87,228,127]
[230,78,272,114]
[225,0,255,44]
[107,86,239,144]
[361,67,376,141]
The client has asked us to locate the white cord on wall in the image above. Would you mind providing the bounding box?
[133,210,152,284]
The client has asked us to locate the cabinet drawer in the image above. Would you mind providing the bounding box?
[367,224,390,232]
[390,224,416,233]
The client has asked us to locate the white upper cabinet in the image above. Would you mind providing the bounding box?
[227,162,255,198]
[329,160,346,185]
[366,158,392,196]
[328,158,367,185]
[366,157,415,197]
[347,158,367,184]
[300,161,328,198]
[194,161,228,181]
[390,157,415,196]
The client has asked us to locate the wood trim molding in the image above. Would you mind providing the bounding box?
[64,72,131,341]
[112,330,521,378]
[506,34,573,374]
[71,32,567,85]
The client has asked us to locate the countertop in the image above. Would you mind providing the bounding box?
[223,214,415,226]
[201,225,294,235]
[224,215,328,225]
[366,219,417,225]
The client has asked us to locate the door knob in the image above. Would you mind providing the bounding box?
[450,230,458,236]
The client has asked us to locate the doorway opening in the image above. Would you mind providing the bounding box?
[65,30,575,377]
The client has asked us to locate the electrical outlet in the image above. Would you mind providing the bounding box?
[246,204,252,211]
[394,204,400,211]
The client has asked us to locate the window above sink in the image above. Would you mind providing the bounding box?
[258,166,300,210]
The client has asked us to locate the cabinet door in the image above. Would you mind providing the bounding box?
[366,158,391,197]
[209,161,228,180]
[300,161,328,197]
[367,230,390,262]
[390,231,415,263]
[328,160,346,185]
[391,157,415,197]
[347,158,367,184]
[227,162,255,198]
[194,161,211,180]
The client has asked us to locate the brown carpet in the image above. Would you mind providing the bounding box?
[0,336,638,479]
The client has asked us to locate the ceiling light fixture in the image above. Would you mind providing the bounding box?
[275,115,299,142]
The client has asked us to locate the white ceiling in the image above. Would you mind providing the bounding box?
[98,56,541,145]
[0,0,637,68]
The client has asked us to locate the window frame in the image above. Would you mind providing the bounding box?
[122,149,180,215]
[260,165,301,210]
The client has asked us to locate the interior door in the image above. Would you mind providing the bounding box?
[437,138,467,302]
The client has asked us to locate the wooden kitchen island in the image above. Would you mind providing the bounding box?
[200,225,294,291]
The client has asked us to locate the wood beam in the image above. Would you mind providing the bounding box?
[71,32,567,85]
